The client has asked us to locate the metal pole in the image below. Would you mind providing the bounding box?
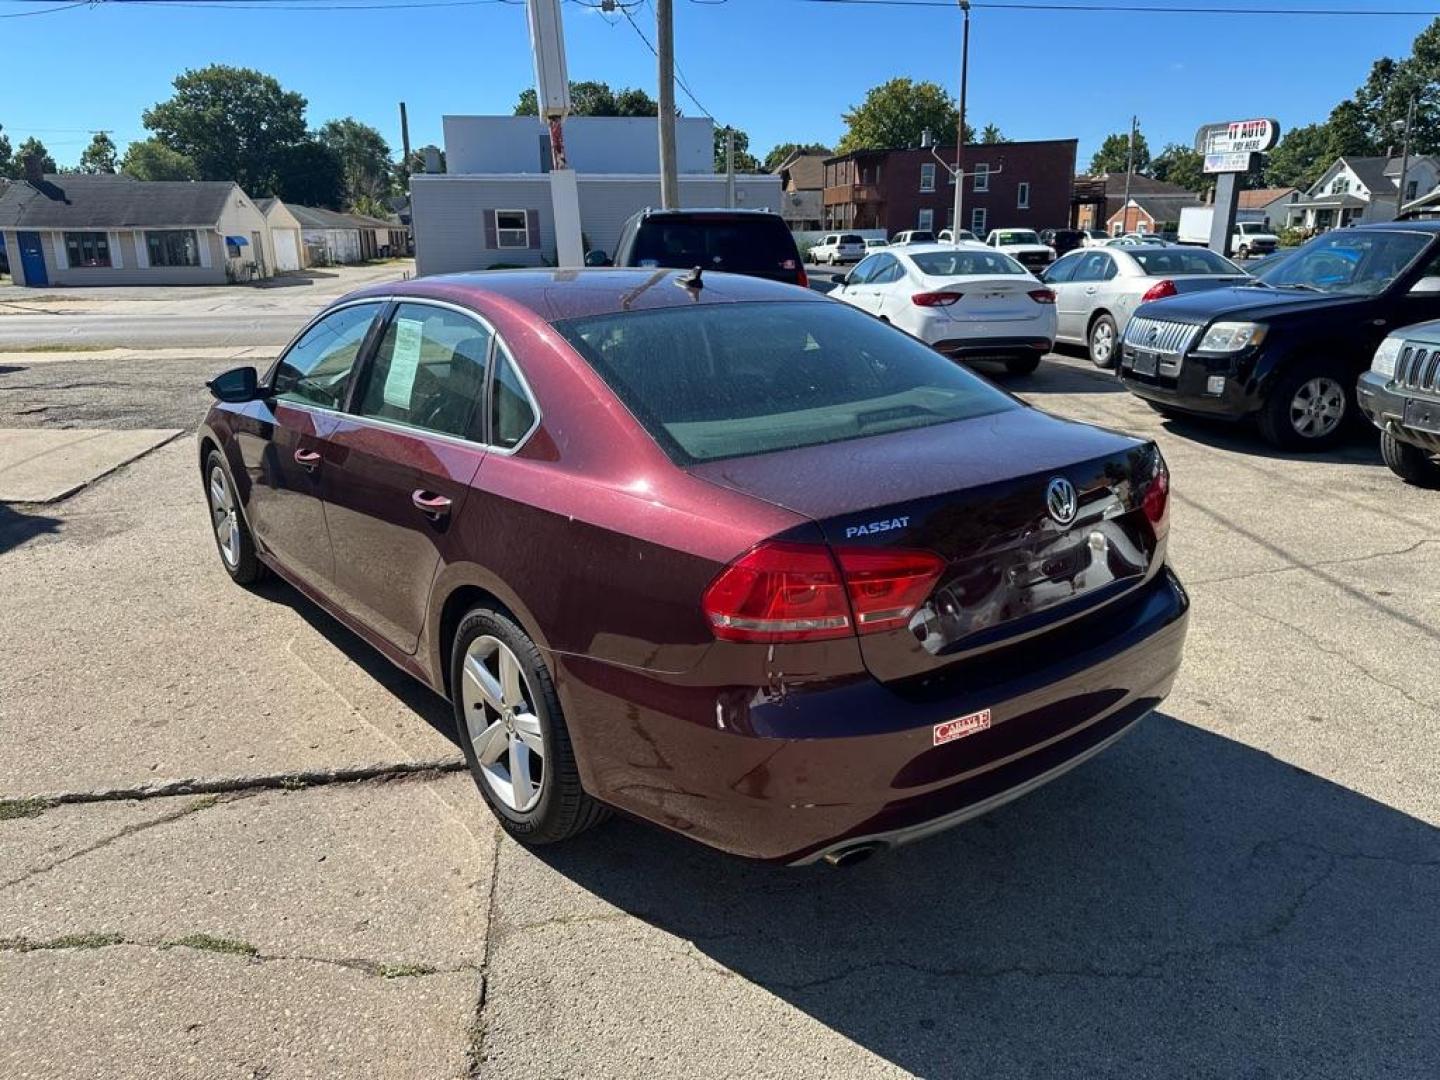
[1121,115,1136,233]
[1395,97,1416,219]
[725,128,736,208]
[656,0,679,209]
[399,102,411,173]
[951,0,970,237]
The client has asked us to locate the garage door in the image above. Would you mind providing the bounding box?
[273,229,301,272]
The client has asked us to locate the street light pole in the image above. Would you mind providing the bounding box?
[656,0,679,209]
[951,0,971,237]
[1395,97,1416,219]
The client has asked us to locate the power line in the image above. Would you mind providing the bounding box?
[776,0,1440,14]
[619,1,713,117]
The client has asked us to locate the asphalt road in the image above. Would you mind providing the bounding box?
[1,348,1437,1078]
[0,311,305,350]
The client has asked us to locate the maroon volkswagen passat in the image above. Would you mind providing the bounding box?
[198,268,1188,865]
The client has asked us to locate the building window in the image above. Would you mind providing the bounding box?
[920,163,936,192]
[146,230,201,268]
[971,207,987,235]
[64,232,111,268]
[918,208,934,231]
[1017,182,1030,209]
[974,163,990,192]
[494,210,529,249]
[1331,176,1349,195]
[1407,179,1420,202]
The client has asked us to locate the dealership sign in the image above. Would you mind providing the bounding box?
[1195,118,1281,173]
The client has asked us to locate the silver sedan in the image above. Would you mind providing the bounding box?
[1041,245,1248,367]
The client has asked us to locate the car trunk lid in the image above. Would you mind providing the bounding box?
[921,273,1042,323]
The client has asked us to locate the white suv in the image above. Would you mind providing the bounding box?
[808,233,867,265]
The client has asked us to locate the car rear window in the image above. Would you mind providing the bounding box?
[631,216,800,274]
[553,301,1017,464]
[839,234,864,244]
[911,250,1026,276]
[1129,248,1241,275]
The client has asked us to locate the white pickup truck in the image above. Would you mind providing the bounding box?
[984,228,1057,274]
[1177,208,1279,258]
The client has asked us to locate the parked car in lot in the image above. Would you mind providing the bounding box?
[1106,234,1168,248]
[1040,228,1086,257]
[936,228,979,244]
[831,243,1057,375]
[891,229,937,245]
[1118,221,1440,449]
[1359,323,1440,486]
[1082,229,1112,248]
[593,207,807,287]
[864,237,890,250]
[1043,246,1248,367]
[809,232,867,265]
[984,228,1056,273]
[199,268,1187,864]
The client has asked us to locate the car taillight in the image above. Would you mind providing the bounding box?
[1141,455,1170,543]
[796,266,809,289]
[1028,288,1056,304]
[1142,279,1178,302]
[912,291,963,307]
[702,541,945,642]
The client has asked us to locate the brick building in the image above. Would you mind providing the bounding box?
[822,139,1078,238]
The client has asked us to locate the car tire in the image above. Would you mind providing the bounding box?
[204,449,262,586]
[1239,245,1250,259]
[451,606,607,845]
[1380,429,1440,487]
[1088,313,1119,368]
[1005,354,1043,376]
[1257,364,1352,450]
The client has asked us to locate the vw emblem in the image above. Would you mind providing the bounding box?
[1046,477,1078,526]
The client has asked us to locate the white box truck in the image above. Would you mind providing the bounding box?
[1177,207,1279,258]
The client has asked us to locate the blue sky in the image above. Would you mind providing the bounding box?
[2,0,1436,170]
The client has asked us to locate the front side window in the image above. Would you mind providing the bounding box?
[491,345,538,449]
[147,230,201,267]
[1017,182,1031,209]
[554,301,1018,464]
[64,232,111,268]
[1256,230,1432,296]
[870,256,903,284]
[920,163,936,192]
[494,210,529,249]
[1043,252,1084,284]
[849,254,883,284]
[974,163,990,192]
[357,303,492,438]
[1071,252,1115,283]
[272,302,382,410]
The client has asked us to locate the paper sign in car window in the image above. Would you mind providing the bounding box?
[383,318,425,409]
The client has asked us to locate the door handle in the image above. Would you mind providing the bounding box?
[412,490,453,520]
[294,448,322,470]
[1084,287,1098,295]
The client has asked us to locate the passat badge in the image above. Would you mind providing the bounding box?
[933,708,992,746]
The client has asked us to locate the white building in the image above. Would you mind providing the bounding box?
[1288,155,1440,232]
[411,115,782,276]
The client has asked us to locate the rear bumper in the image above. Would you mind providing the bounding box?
[556,568,1190,862]
[1358,370,1440,451]
[932,336,1054,362]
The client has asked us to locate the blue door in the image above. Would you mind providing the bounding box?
[17,232,48,287]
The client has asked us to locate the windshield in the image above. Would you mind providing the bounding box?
[1130,248,1241,276]
[996,230,1041,245]
[554,301,1017,464]
[1255,230,1432,296]
[911,250,1026,276]
[632,216,800,274]
[1238,223,1267,234]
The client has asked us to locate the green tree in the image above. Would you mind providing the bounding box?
[401,145,446,179]
[980,124,1006,145]
[270,139,345,209]
[514,81,657,118]
[837,79,969,153]
[1090,128,1150,176]
[120,138,199,181]
[715,127,760,172]
[142,65,309,193]
[77,132,118,174]
[1264,123,1331,189]
[318,117,394,210]
[761,141,832,171]
[13,136,56,177]
[0,128,11,178]
[1150,142,1207,193]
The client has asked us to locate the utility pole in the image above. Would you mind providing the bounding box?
[656,0,679,208]
[526,0,585,266]
[1395,97,1417,219]
[951,0,971,237]
[399,102,412,174]
[725,127,736,208]
[1121,115,1137,233]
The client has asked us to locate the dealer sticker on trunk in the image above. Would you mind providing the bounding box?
[933,708,992,746]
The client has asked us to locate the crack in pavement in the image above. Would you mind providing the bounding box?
[465,823,503,1080]
[1185,536,1437,586]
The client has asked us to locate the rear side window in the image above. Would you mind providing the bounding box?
[630,216,800,274]
[357,303,491,438]
[554,301,1017,464]
[273,302,382,410]
[911,251,1025,276]
[491,345,538,449]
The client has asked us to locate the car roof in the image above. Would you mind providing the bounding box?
[633,207,782,220]
[351,268,823,323]
[1353,219,1440,234]
[895,242,992,255]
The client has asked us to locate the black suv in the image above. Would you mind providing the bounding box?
[592,208,807,288]
[1040,228,1086,257]
[1117,221,1440,449]
[1358,323,1440,486]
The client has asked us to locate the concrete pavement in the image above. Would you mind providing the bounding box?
[0,352,1436,1078]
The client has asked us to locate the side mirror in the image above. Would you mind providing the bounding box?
[207,365,260,403]
[585,250,612,267]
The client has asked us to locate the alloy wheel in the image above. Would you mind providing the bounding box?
[208,465,240,569]
[462,635,545,813]
[1091,320,1115,365]
[1289,376,1347,439]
